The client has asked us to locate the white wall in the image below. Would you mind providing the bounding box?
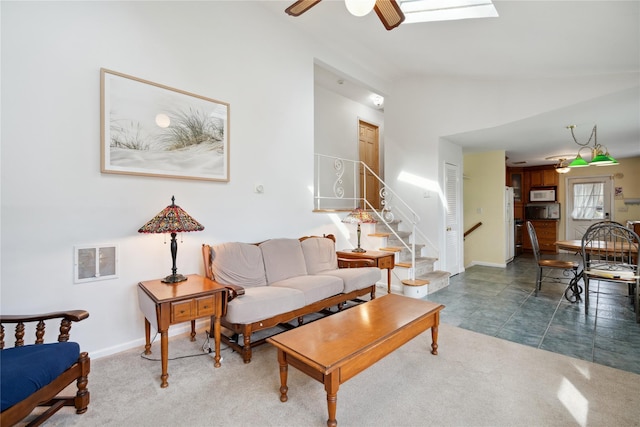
[0,1,378,357]
[314,83,384,211]
[385,74,639,270]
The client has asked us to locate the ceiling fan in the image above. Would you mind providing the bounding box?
[285,0,405,31]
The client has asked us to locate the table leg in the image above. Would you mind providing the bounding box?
[431,323,439,355]
[160,329,169,388]
[324,371,339,427]
[387,268,391,294]
[144,319,152,355]
[277,349,289,403]
[190,320,196,342]
[212,315,222,368]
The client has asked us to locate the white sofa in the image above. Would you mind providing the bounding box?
[202,235,380,363]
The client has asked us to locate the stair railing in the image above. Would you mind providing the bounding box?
[464,222,483,240]
[315,154,439,281]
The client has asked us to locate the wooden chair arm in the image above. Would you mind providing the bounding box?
[338,258,376,268]
[1,310,89,349]
[0,310,89,324]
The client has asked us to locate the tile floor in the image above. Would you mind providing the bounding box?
[426,252,640,375]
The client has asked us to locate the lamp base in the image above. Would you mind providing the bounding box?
[162,273,188,284]
[352,247,366,253]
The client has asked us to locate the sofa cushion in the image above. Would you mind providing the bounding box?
[301,237,338,274]
[0,342,80,411]
[225,286,305,324]
[271,275,343,305]
[259,238,307,284]
[318,267,381,293]
[211,242,267,288]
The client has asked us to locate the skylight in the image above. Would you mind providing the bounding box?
[399,0,499,23]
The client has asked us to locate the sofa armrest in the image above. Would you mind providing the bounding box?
[224,284,245,302]
[338,257,376,268]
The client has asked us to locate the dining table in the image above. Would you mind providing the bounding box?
[555,239,639,303]
[555,239,639,255]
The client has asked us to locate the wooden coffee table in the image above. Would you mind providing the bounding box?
[266,294,444,427]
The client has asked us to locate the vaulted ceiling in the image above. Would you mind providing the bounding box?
[261,1,640,167]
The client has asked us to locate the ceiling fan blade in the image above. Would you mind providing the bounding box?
[285,0,322,17]
[374,0,405,30]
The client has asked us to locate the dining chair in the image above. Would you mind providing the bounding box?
[581,221,640,323]
[526,221,581,301]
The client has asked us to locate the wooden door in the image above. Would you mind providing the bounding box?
[359,120,380,209]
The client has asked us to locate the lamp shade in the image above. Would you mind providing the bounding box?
[138,196,204,234]
[568,154,590,168]
[342,208,377,224]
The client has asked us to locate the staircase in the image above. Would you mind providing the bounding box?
[314,154,451,298]
[368,218,450,297]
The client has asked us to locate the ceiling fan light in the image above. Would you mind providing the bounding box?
[345,0,376,16]
[555,167,571,174]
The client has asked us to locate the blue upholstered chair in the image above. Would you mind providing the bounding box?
[0,310,90,426]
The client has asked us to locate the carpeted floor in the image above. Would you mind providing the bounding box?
[23,321,640,427]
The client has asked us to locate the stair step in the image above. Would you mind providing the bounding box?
[418,270,451,293]
[402,279,430,286]
[369,232,391,237]
[395,257,438,269]
[379,247,402,252]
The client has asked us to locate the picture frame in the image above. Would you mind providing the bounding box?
[100,68,230,182]
[74,244,119,284]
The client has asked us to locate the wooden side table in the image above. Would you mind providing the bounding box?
[137,274,226,388]
[337,250,395,294]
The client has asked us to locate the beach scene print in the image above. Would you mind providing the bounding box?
[102,70,229,181]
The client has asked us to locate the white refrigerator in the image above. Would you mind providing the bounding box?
[505,186,515,263]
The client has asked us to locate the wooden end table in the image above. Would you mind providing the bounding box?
[137,274,226,388]
[267,294,444,427]
[337,250,395,293]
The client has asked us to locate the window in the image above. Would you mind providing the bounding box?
[571,182,605,220]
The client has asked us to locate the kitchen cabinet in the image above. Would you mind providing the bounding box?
[522,220,558,254]
[529,168,558,188]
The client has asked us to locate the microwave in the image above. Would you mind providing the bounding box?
[530,189,556,202]
[525,203,560,220]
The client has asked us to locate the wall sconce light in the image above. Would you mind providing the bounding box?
[371,94,384,108]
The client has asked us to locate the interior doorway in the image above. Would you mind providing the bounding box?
[358,119,380,209]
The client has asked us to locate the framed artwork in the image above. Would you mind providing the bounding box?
[100,68,230,182]
[74,244,119,283]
